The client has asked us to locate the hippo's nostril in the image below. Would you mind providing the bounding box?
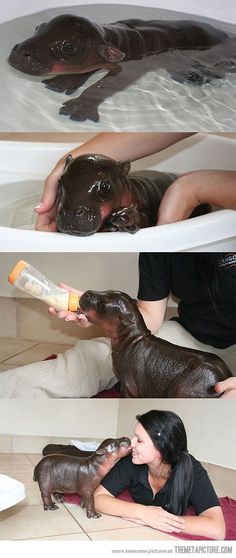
[23,52,32,61]
[76,208,86,217]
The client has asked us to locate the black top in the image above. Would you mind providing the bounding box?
[101,454,219,515]
[138,253,236,348]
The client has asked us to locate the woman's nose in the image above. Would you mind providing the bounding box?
[131,436,136,448]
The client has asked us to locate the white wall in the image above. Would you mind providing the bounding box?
[0,399,235,469]
[116,399,236,470]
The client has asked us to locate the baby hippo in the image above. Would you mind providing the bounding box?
[34,437,131,517]
[79,290,232,398]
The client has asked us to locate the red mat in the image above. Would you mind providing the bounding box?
[64,491,236,540]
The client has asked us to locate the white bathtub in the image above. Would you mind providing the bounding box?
[0,474,26,511]
[1,1,236,132]
[0,133,235,252]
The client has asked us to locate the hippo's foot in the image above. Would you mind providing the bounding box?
[43,502,59,510]
[170,63,225,85]
[103,206,142,233]
[42,72,96,95]
[59,97,100,122]
[54,492,64,503]
[86,510,101,519]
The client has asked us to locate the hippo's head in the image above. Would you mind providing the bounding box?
[8,14,126,76]
[55,154,131,236]
[79,290,148,338]
[95,437,132,461]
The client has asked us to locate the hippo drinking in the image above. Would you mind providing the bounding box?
[78,290,232,398]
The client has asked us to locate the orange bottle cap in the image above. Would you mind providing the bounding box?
[8,260,28,285]
[68,293,80,312]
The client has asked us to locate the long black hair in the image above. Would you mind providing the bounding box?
[136,409,193,516]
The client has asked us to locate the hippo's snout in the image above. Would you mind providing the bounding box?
[56,207,102,236]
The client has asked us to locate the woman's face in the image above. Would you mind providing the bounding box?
[131,421,162,466]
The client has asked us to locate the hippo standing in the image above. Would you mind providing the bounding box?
[8,14,234,121]
[34,437,131,517]
[78,290,232,398]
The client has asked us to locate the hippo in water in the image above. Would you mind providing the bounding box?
[55,153,210,236]
[78,290,232,398]
[8,14,235,122]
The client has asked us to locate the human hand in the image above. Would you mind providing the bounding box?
[48,283,91,328]
[215,377,236,399]
[34,155,67,232]
[138,506,185,533]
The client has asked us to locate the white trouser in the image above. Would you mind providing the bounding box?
[0,321,235,398]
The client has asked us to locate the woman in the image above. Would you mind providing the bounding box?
[94,410,226,539]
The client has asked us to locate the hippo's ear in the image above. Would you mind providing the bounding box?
[96,448,106,455]
[63,154,73,171]
[117,160,131,176]
[99,42,126,63]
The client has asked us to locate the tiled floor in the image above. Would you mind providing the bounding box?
[0,453,177,541]
[0,337,72,372]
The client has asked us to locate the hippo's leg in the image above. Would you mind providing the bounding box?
[166,368,221,399]
[170,38,236,84]
[59,66,122,122]
[42,71,97,95]
[103,206,144,233]
[81,492,101,519]
[54,492,64,503]
[39,489,59,510]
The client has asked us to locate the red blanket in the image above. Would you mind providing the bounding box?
[64,491,236,540]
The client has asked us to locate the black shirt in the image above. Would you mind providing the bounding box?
[138,253,236,348]
[101,454,219,515]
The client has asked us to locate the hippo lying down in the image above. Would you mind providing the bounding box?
[78,290,232,398]
[8,14,235,122]
[34,437,131,516]
[55,153,210,236]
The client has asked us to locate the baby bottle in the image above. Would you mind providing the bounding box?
[8,260,80,312]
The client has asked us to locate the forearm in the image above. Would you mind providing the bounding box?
[182,513,226,540]
[137,298,168,333]
[178,170,236,209]
[64,132,194,163]
[95,493,144,520]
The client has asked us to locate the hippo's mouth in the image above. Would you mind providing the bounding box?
[56,208,102,237]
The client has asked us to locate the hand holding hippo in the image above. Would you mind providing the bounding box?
[78,290,232,398]
[8,14,234,122]
[54,153,209,236]
[34,437,131,516]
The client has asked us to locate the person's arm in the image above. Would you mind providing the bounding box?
[180,507,225,540]
[35,132,193,232]
[137,298,168,333]
[94,485,185,534]
[157,169,236,225]
[215,377,236,399]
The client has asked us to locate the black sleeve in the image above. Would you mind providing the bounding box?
[189,457,219,515]
[138,253,170,301]
[100,455,134,495]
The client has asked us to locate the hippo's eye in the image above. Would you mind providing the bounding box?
[96,181,111,199]
[50,41,77,61]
